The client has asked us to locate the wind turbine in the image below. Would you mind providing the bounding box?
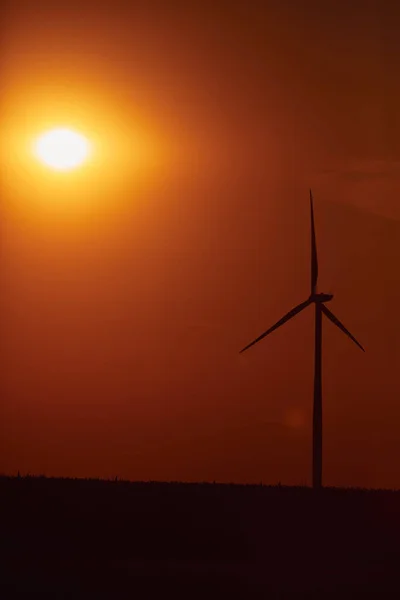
[239,190,365,489]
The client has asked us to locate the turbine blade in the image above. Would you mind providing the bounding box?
[310,189,318,295]
[321,305,365,352]
[240,299,311,354]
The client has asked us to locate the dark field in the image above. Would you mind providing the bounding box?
[2,475,400,598]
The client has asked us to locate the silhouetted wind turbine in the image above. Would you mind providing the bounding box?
[240,190,365,489]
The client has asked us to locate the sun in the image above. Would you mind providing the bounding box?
[33,128,91,171]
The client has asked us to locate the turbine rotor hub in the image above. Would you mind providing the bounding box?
[310,292,334,303]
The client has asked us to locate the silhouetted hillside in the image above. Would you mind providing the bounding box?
[2,475,400,598]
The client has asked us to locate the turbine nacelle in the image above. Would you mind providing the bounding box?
[309,292,334,304]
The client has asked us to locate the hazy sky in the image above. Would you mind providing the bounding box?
[1,1,399,488]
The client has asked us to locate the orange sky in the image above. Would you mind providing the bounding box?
[1,1,399,488]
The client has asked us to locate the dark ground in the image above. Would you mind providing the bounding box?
[1,475,400,598]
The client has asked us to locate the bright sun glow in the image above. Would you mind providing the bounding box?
[33,128,91,171]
